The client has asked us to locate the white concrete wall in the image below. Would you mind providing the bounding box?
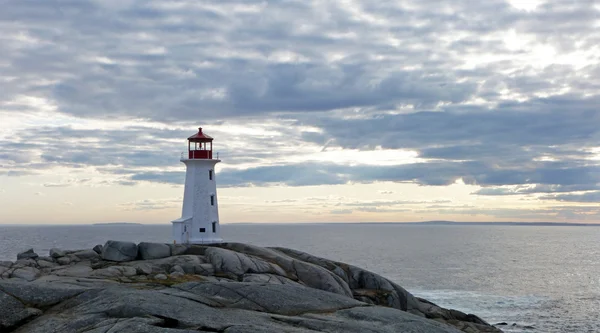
[177,158,222,243]
[172,222,183,243]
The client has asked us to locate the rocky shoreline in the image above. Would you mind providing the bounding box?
[0,241,503,333]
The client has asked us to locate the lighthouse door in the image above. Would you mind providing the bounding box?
[183,225,190,244]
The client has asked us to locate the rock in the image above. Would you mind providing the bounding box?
[176,281,366,315]
[0,241,501,333]
[56,257,71,265]
[10,267,40,281]
[36,260,57,269]
[13,285,461,333]
[51,263,93,278]
[17,249,38,260]
[72,249,100,260]
[49,248,66,258]
[243,273,300,285]
[122,254,205,275]
[133,263,153,275]
[91,266,137,278]
[101,240,138,262]
[168,243,189,256]
[14,259,37,268]
[218,243,353,297]
[0,261,13,268]
[92,244,103,254]
[494,322,507,326]
[170,265,185,274]
[205,247,287,276]
[0,290,42,331]
[138,242,171,260]
[195,263,216,275]
[0,280,87,308]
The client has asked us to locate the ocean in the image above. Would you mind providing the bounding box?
[1,223,599,333]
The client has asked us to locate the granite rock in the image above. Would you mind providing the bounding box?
[138,242,171,260]
[49,248,66,258]
[17,249,39,260]
[0,241,502,333]
[101,240,138,262]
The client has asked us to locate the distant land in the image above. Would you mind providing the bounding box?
[92,222,143,226]
[407,221,599,227]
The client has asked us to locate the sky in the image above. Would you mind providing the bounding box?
[1,0,599,224]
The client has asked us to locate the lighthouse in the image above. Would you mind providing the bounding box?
[171,127,222,244]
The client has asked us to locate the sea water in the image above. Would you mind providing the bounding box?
[1,223,599,333]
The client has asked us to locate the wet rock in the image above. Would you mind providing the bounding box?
[101,240,138,262]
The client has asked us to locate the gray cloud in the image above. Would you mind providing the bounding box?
[1,0,599,214]
[541,191,600,203]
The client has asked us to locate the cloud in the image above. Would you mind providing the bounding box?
[473,184,600,196]
[129,171,185,185]
[330,209,353,215]
[215,161,600,188]
[118,198,181,211]
[265,199,298,203]
[344,200,451,207]
[1,0,600,222]
[541,191,600,203]
[2,0,598,121]
[42,178,92,188]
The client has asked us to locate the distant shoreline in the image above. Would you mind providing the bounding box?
[92,222,143,226]
[1,221,598,227]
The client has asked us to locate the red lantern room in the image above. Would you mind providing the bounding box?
[187,127,213,159]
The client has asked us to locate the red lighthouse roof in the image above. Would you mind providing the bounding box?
[188,127,213,142]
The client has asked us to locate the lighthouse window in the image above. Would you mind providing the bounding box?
[209,170,213,180]
[199,228,206,233]
[210,195,214,205]
[212,222,216,233]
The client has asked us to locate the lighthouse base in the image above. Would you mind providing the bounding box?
[171,218,223,245]
[187,237,223,245]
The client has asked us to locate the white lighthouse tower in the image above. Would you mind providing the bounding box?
[171,127,222,244]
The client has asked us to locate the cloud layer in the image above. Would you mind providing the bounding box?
[1,0,599,223]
